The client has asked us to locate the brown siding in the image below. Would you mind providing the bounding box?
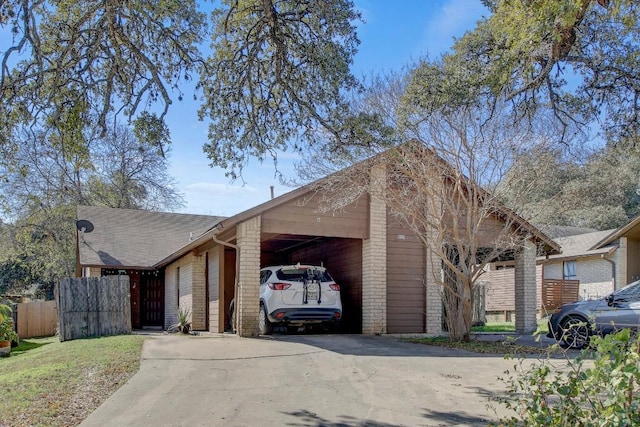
[289,238,363,333]
[485,264,544,312]
[386,215,426,334]
[484,268,515,312]
[627,238,640,283]
[223,248,236,331]
[261,193,369,239]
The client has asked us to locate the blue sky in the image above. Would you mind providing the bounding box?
[162,1,488,216]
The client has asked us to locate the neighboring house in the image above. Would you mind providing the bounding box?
[77,162,559,337]
[485,215,640,320]
[541,229,617,301]
[590,214,640,288]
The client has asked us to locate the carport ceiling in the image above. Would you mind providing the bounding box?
[261,233,326,253]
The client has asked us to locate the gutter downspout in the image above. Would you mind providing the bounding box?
[212,227,240,334]
[602,244,618,291]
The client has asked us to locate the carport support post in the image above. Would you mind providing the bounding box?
[362,164,387,335]
[236,216,261,337]
[515,240,537,334]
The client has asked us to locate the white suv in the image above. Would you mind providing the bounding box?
[230,264,343,334]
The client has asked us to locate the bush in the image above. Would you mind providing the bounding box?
[494,329,640,426]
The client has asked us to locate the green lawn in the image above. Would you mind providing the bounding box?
[0,335,145,427]
[471,319,550,334]
[471,322,516,333]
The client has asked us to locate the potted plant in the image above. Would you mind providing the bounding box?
[0,303,18,357]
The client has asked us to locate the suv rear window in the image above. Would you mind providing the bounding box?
[276,268,333,282]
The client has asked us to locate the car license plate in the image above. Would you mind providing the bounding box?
[307,283,319,300]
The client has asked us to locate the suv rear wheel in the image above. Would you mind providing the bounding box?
[258,305,272,335]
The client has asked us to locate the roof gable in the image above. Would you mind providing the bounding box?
[592,213,640,250]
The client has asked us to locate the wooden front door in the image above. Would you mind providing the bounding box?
[141,274,164,327]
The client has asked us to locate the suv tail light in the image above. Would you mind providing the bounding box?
[329,284,340,291]
[269,282,291,290]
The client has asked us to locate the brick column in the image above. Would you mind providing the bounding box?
[515,240,537,334]
[208,247,222,333]
[425,243,443,335]
[616,237,628,289]
[362,164,387,334]
[236,216,261,337]
[191,253,207,330]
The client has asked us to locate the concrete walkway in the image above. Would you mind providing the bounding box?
[81,333,557,427]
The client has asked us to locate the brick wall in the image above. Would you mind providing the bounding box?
[543,257,615,299]
[425,244,443,334]
[164,255,193,330]
[88,267,101,277]
[617,237,628,287]
[236,216,261,337]
[208,249,220,332]
[514,240,536,333]
[191,253,206,330]
[362,164,387,334]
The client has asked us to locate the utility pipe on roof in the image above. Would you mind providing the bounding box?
[212,226,240,334]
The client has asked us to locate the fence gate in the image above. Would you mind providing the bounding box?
[57,276,131,342]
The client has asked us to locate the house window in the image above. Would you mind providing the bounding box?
[563,261,577,280]
[176,267,180,308]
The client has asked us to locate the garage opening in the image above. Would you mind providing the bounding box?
[261,234,363,333]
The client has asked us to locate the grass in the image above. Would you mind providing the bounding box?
[0,334,145,427]
[405,335,553,355]
[471,322,516,333]
[408,320,555,355]
[471,319,550,335]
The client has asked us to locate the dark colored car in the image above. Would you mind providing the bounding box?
[547,280,640,348]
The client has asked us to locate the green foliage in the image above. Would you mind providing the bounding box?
[0,121,183,296]
[0,304,18,342]
[170,305,191,334]
[0,0,207,141]
[200,0,363,178]
[133,112,172,157]
[405,0,640,145]
[495,329,640,426]
[498,142,640,228]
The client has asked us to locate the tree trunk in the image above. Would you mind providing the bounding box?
[443,275,473,342]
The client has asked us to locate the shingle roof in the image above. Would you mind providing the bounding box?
[77,206,225,268]
[545,229,617,261]
[539,225,599,239]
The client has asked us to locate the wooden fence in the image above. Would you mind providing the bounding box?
[16,300,58,338]
[57,276,131,342]
[541,279,580,312]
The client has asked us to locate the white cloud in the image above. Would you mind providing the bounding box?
[421,0,488,56]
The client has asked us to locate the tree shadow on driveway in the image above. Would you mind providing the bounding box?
[282,408,492,426]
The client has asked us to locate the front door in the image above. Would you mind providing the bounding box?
[142,274,164,327]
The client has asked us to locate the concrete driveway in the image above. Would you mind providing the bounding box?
[80,333,547,427]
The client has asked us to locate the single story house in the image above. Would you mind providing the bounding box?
[77,162,560,336]
[483,215,640,320]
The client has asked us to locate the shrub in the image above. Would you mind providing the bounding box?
[494,329,640,426]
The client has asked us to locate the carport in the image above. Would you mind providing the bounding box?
[208,186,373,337]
